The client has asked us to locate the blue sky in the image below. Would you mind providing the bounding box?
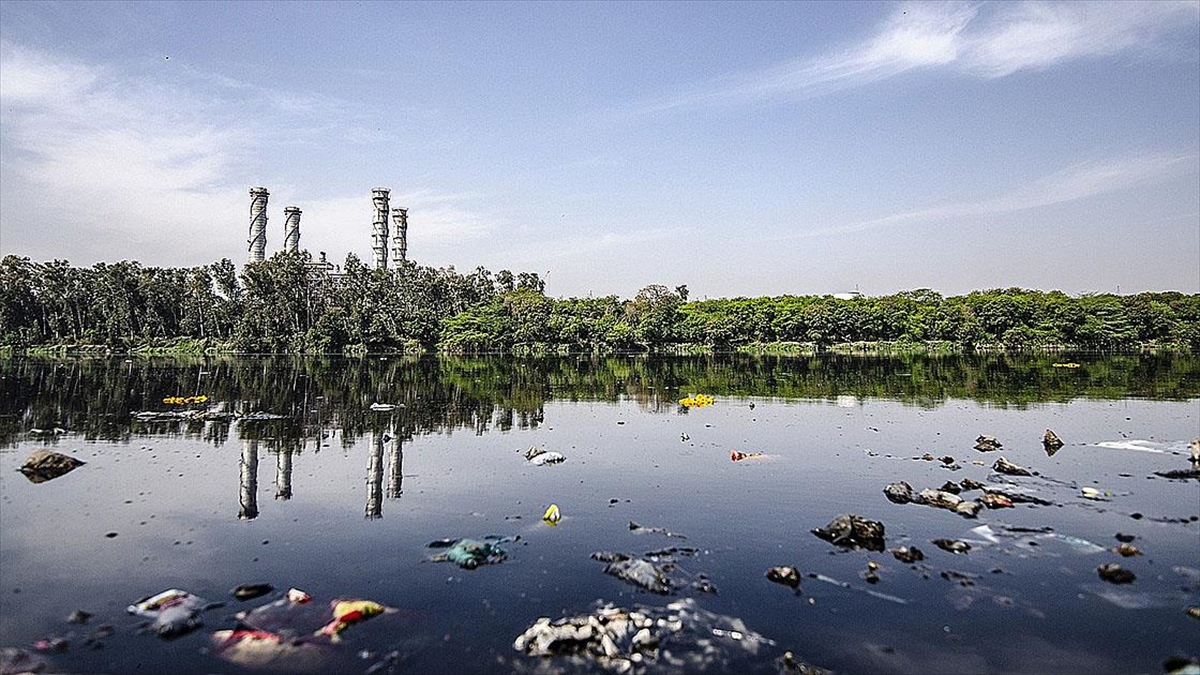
[1,0,1197,298]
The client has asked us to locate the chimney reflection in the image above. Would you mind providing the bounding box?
[239,439,259,520]
[387,436,403,499]
[365,431,384,519]
[275,449,293,500]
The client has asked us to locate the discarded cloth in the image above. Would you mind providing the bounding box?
[428,536,517,569]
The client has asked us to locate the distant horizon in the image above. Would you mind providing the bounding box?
[2,1,1198,298]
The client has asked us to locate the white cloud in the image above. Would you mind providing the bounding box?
[775,151,1198,239]
[0,42,98,105]
[629,1,1199,115]
[0,41,498,266]
[964,1,1199,77]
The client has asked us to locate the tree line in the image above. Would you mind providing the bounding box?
[2,253,1197,353]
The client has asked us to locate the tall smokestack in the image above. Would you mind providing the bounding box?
[391,207,408,264]
[248,187,269,263]
[283,206,301,253]
[371,188,390,270]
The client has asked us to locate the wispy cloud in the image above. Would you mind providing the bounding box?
[629,1,1199,115]
[0,41,497,266]
[0,40,245,263]
[773,151,1198,240]
[963,1,1199,77]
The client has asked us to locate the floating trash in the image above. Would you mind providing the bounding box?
[678,394,715,408]
[1114,543,1142,557]
[127,588,216,638]
[232,584,274,601]
[883,481,915,504]
[593,548,714,596]
[1043,429,1064,456]
[162,395,208,405]
[369,403,397,412]
[883,482,982,518]
[766,566,801,589]
[598,556,672,594]
[67,609,92,624]
[510,598,799,674]
[240,411,288,422]
[1098,563,1136,585]
[18,450,85,484]
[216,593,396,670]
[729,450,766,462]
[812,514,886,552]
[209,629,336,674]
[890,546,925,563]
[979,493,1014,509]
[1052,362,1081,368]
[933,539,971,554]
[1094,440,1165,454]
[974,435,1003,452]
[807,572,908,605]
[29,427,66,436]
[316,600,391,640]
[629,521,687,539]
[992,456,1032,476]
[428,536,516,569]
[525,446,566,466]
[1,648,49,675]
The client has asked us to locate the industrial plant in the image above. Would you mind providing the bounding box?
[246,187,408,270]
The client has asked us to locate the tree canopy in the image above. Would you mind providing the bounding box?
[2,255,1196,353]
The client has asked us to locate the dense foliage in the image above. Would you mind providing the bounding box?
[2,254,1197,353]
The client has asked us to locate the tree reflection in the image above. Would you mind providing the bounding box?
[1,353,1196,451]
[275,449,293,501]
[387,436,403,500]
[365,431,385,520]
[239,439,259,520]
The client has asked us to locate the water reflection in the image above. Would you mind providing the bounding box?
[387,437,403,500]
[239,439,259,520]
[366,431,385,520]
[275,449,293,501]
[3,353,1198,455]
[3,355,1197,675]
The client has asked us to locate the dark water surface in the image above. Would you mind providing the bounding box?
[1,354,1197,674]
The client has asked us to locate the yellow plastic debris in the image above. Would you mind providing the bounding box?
[542,503,562,526]
[316,599,387,639]
[678,394,715,408]
[162,395,209,405]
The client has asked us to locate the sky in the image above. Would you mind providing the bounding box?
[1,0,1198,299]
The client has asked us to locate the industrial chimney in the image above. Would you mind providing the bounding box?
[248,187,269,263]
[371,188,390,270]
[391,206,408,264]
[283,206,301,253]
